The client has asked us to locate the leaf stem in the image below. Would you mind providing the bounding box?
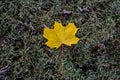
[61,44,64,79]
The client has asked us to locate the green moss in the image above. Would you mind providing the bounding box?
[0,0,120,79]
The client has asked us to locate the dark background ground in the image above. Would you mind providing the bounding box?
[0,0,120,80]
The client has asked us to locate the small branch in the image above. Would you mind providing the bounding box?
[0,65,11,75]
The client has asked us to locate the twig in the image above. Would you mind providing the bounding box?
[0,65,11,75]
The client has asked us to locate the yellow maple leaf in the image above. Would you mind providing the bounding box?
[43,21,80,48]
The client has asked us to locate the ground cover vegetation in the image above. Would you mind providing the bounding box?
[0,0,120,80]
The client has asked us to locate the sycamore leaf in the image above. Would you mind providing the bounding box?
[43,21,80,48]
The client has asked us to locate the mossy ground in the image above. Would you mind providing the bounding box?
[0,0,120,80]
